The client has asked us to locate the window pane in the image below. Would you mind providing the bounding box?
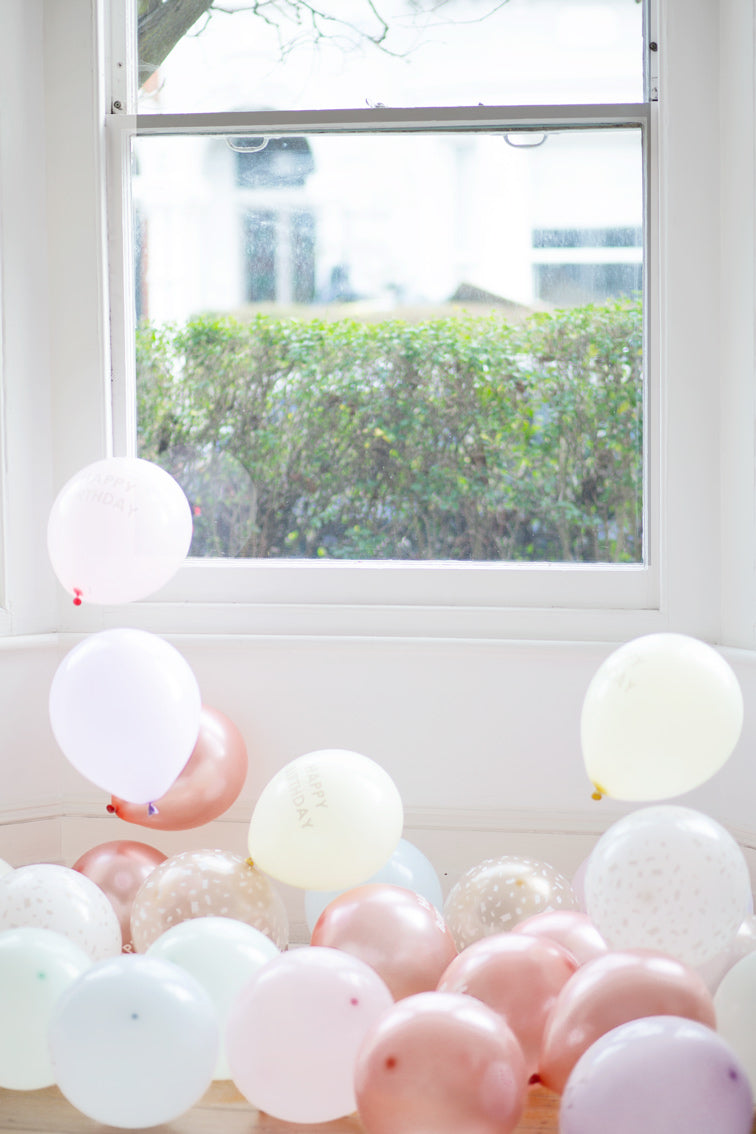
[134,127,644,563]
[137,0,644,114]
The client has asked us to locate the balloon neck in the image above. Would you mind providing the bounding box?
[147,802,159,815]
[245,857,255,870]
[72,588,83,607]
[106,803,116,814]
[591,784,605,801]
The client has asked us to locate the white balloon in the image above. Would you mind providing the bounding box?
[248,749,404,891]
[585,805,751,967]
[0,858,12,876]
[581,633,743,801]
[0,864,122,960]
[0,928,92,1089]
[49,628,202,804]
[49,954,219,1128]
[715,951,756,1091]
[147,916,279,1079]
[47,456,192,605]
[698,915,756,993]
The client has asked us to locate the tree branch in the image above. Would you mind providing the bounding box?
[138,0,214,85]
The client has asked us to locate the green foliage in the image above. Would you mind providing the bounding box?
[136,298,643,562]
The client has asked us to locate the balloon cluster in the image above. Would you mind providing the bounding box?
[0,458,754,1130]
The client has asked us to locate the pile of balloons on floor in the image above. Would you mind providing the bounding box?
[0,455,755,1132]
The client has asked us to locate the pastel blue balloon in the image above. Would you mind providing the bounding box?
[304,838,443,933]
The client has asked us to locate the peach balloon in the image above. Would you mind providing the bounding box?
[512,910,609,966]
[355,991,528,1134]
[110,706,248,831]
[437,932,577,1077]
[72,840,167,952]
[539,949,717,1094]
[311,883,458,1000]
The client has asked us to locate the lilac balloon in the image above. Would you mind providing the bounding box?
[560,1016,753,1134]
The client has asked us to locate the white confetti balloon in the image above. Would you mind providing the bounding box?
[0,864,122,960]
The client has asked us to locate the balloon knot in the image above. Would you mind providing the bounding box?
[106,803,116,814]
[147,802,159,815]
[72,588,83,606]
[591,784,605,801]
[245,857,255,869]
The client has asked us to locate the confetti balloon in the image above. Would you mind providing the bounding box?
[0,863,122,960]
[130,849,288,952]
[355,991,528,1134]
[72,840,167,952]
[581,633,743,801]
[561,1016,753,1134]
[443,856,578,951]
[585,805,751,967]
[226,946,394,1123]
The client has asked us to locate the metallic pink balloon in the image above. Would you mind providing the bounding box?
[539,949,717,1094]
[355,991,528,1134]
[311,883,458,1000]
[72,840,167,952]
[437,931,577,1076]
[511,910,609,966]
[109,705,247,830]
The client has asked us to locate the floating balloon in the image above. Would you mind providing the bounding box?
[49,628,202,804]
[305,837,443,933]
[714,951,756,1088]
[354,991,528,1134]
[438,932,577,1077]
[584,805,751,967]
[47,456,192,605]
[147,916,279,1080]
[443,856,578,951]
[581,633,743,801]
[561,1016,753,1134]
[311,883,457,1000]
[130,848,288,952]
[247,749,403,891]
[48,954,218,1128]
[511,910,609,966]
[72,840,167,951]
[110,705,248,830]
[0,863,122,960]
[538,949,716,1094]
[0,928,92,1090]
[226,946,394,1123]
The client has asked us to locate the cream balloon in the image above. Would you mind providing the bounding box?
[714,951,756,1090]
[247,749,404,891]
[0,863,122,960]
[47,456,192,606]
[581,633,743,801]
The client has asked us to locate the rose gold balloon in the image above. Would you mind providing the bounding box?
[311,883,458,1000]
[130,848,288,952]
[110,705,248,831]
[539,949,717,1094]
[437,932,577,1077]
[355,991,527,1134]
[72,840,167,952]
[512,910,609,966]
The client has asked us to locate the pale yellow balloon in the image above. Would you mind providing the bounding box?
[247,749,404,891]
[581,633,743,801]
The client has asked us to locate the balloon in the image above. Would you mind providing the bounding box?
[538,949,716,1093]
[581,632,743,801]
[0,928,92,1090]
[110,705,248,830]
[0,863,122,960]
[699,915,756,992]
[49,628,202,804]
[147,916,279,1080]
[443,856,578,950]
[72,840,167,951]
[354,991,528,1134]
[714,951,756,1088]
[48,954,218,1128]
[437,931,577,1077]
[226,945,394,1123]
[130,848,288,952]
[561,1016,753,1134]
[0,859,12,876]
[247,748,403,891]
[311,883,457,1000]
[305,837,443,933]
[511,910,609,966]
[47,456,192,605]
[584,805,751,967]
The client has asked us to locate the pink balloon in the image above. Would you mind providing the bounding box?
[437,932,577,1076]
[110,705,247,830]
[539,949,717,1094]
[72,840,167,952]
[226,946,394,1123]
[311,883,458,1000]
[355,991,528,1134]
[512,910,609,966]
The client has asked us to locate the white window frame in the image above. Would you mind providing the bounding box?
[15,0,753,650]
